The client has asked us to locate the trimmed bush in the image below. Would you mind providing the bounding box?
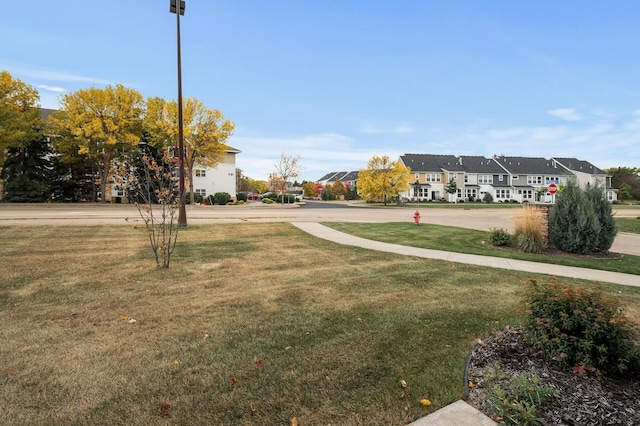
[213,192,231,205]
[521,279,640,376]
[482,193,493,203]
[236,192,248,202]
[186,192,203,204]
[488,228,511,246]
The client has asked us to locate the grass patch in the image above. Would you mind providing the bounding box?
[323,222,640,276]
[1,223,639,425]
[616,217,640,234]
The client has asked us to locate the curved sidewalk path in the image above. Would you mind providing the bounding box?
[293,222,640,288]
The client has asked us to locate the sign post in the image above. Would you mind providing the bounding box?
[548,183,557,195]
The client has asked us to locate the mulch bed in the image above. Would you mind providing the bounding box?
[466,327,640,425]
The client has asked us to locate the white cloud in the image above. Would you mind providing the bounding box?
[37,84,66,93]
[547,108,582,121]
[6,63,114,85]
[359,125,414,135]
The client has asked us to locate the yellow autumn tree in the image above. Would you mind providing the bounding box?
[358,155,411,205]
[0,70,42,151]
[145,97,234,204]
[48,84,144,202]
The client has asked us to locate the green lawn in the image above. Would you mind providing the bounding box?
[1,223,639,425]
[617,217,640,234]
[323,222,640,276]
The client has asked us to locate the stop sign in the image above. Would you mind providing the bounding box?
[548,183,558,195]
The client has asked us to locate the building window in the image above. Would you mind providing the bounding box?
[465,188,477,199]
[527,176,542,185]
[457,189,462,198]
[464,174,468,183]
[426,173,441,182]
[545,176,559,184]
[607,191,614,201]
[518,189,533,199]
[195,169,206,177]
[116,189,125,197]
[495,189,511,199]
[195,189,206,196]
[478,175,491,184]
[415,173,420,180]
[499,175,504,181]
[453,173,458,179]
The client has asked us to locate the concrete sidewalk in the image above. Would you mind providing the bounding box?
[292,222,639,425]
[293,222,639,288]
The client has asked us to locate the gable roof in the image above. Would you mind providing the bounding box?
[400,154,460,172]
[552,157,606,175]
[494,156,571,175]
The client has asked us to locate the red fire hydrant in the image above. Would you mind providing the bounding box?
[413,210,420,225]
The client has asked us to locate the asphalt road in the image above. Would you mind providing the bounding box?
[1,201,639,256]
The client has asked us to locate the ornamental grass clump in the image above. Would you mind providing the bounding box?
[513,205,546,253]
[521,279,640,377]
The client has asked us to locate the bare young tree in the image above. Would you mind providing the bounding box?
[115,145,180,268]
[271,153,302,205]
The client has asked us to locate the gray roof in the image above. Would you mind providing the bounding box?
[327,171,349,183]
[400,154,460,172]
[457,156,506,174]
[40,108,56,122]
[494,156,571,175]
[341,171,359,181]
[552,158,606,175]
[318,172,340,181]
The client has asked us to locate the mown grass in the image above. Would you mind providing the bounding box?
[1,223,639,425]
[323,222,640,276]
[617,217,640,234]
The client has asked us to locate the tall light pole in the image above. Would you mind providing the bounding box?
[170,0,187,226]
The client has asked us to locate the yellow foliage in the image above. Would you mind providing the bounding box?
[358,155,411,204]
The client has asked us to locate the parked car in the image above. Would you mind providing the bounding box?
[247,193,261,200]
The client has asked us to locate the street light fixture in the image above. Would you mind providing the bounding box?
[170,0,187,226]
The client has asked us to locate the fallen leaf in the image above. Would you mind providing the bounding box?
[420,399,431,406]
[468,380,476,388]
[230,377,237,386]
[127,319,137,324]
[253,359,262,368]
[285,346,292,350]
[250,405,257,415]
[203,333,209,340]
[291,417,299,426]
[400,379,407,388]
[174,359,180,365]
[160,403,170,416]
[120,315,128,320]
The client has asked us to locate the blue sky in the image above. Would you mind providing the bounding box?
[2,1,639,182]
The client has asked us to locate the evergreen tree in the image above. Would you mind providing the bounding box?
[549,179,600,254]
[1,137,52,202]
[585,180,617,252]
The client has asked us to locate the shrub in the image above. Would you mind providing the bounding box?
[585,180,617,252]
[521,279,640,376]
[549,179,600,254]
[488,228,511,246]
[261,197,274,204]
[483,193,494,203]
[513,205,546,253]
[236,192,248,202]
[213,192,231,205]
[186,192,203,204]
[321,188,335,201]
